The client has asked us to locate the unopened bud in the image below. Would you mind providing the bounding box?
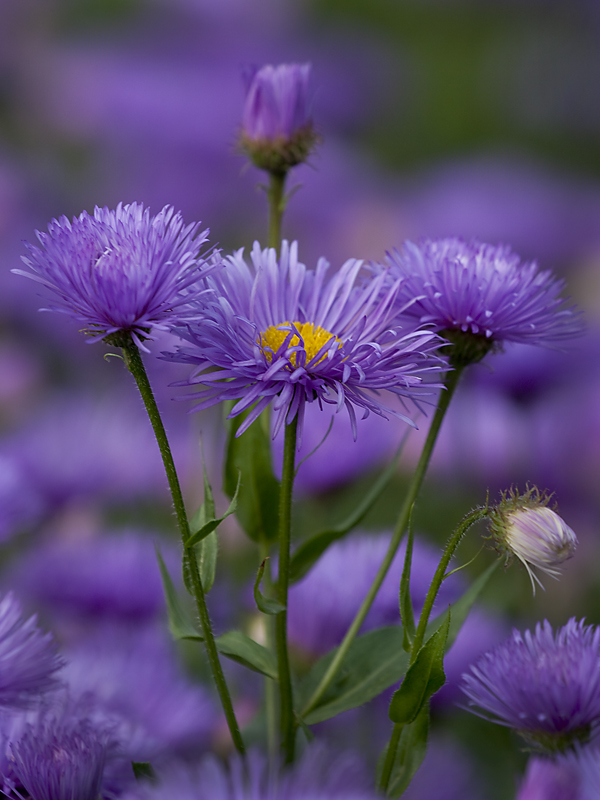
[240,63,318,173]
[488,487,577,593]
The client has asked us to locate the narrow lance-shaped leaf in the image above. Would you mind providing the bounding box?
[185,473,241,547]
[387,704,430,799]
[297,626,409,725]
[156,548,203,642]
[223,408,280,543]
[254,558,286,615]
[388,610,450,725]
[289,432,410,584]
[215,630,278,680]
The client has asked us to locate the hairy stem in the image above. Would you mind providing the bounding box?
[121,337,245,756]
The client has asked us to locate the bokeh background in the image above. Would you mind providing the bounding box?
[0,1,599,798]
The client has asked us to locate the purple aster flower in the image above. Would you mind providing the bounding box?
[240,63,317,172]
[0,592,63,708]
[461,618,600,753]
[382,237,583,366]
[16,202,215,351]
[168,240,445,440]
[487,486,577,593]
[10,714,109,800]
[62,625,217,761]
[125,744,377,800]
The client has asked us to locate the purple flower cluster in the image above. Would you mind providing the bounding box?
[16,203,214,351]
[168,240,445,440]
[462,619,600,753]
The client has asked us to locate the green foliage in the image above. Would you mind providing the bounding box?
[254,559,286,615]
[214,630,278,680]
[388,612,449,725]
[386,705,430,799]
[298,627,410,725]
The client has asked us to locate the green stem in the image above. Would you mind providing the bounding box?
[259,538,279,767]
[121,337,245,756]
[267,171,287,252]
[412,505,489,657]
[301,367,464,719]
[276,415,298,763]
[379,504,489,793]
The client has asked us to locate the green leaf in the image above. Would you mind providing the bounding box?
[298,626,410,725]
[253,559,286,615]
[155,548,202,642]
[185,473,241,547]
[289,432,409,584]
[198,530,218,594]
[215,630,278,680]
[427,559,499,651]
[388,611,450,725]
[399,505,416,652]
[387,704,430,799]
[223,410,280,543]
[132,761,156,782]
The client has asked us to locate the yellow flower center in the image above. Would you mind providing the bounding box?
[260,321,341,368]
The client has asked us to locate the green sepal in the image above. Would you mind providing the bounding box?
[386,704,430,798]
[214,630,278,680]
[186,473,241,547]
[399,505,416,653]
[132,762,157,783]
[156,548,202,641]
[388,611,450,725]
[223,409,280,543]
[289,433,409,584]
[298,626,409,725]
[254,558,286,615]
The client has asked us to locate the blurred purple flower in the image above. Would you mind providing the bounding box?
[0,592,63,709]
[516,755,582,800]
[240,63,316,172]
[168,240,444,440]
[126,743,377,800]
[383,237,583,355]
[16,203,214,351]
[462,618,600,753]
[62,625,217,761]
[10,714,109,800]
[287,532,461,656]
[2,391,195,511]
[10,531,178,624]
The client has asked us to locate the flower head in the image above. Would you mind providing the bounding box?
[16,203,215,351]
[0,592,63,708]
[461,619,600,754]
[488,486,577,593]
[167,241,445,441]
[240,64,317,172]
[383,238,583,366]
[10,714,109,800]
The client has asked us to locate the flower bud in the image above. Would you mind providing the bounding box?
[240,63,318,173]
[488,487,577,593]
